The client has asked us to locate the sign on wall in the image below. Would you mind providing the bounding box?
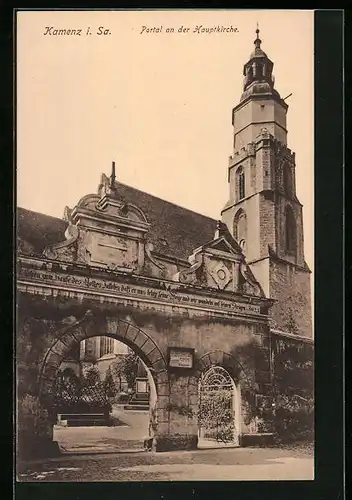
[168,347,195,370]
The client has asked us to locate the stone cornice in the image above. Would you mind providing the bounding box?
[73,209,149,234]
[232,92,288,115]
[17,255,273,322]
[247,253,311,273]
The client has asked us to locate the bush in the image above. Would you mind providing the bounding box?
[114,392,129,404]
[52,370,111,415]
[274,395,314,442]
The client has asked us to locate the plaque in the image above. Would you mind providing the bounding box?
[136,380,148,393]
[168,347,194,369]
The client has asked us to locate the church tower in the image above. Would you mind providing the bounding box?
[221,28,312,338]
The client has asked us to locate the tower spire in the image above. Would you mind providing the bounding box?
[254,23,261,50]
[240,27,281,101]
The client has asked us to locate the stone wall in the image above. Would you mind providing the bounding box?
[222,195,261,263]
[17,291,271,456]
[233,99,287,149]
[259,192,276,256]
[269,259,312,338]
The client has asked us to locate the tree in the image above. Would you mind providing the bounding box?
[84,366,101,386]
[121,351,139,390]
[108,350,140,391]
[104,366,117,397]
[273,338,314,442]
[274,340,314,397]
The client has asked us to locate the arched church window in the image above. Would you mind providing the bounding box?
[236,166,245,200]
[285,205,296,254]
[283,166,293,196]
[233,209,247,252]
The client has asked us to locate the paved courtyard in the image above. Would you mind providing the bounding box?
[17,407,314,481]
[17,444,314,482]
[53,407,149,453]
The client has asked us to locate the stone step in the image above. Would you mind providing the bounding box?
[133,392,149,399]
[64,420,108,427]
[129,397,149,404]
[123,404,149,411]
[58,413,109,427]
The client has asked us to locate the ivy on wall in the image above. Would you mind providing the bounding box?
[165,402,194,418]
[272,337,314,441]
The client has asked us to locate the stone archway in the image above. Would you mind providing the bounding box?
[34,311,167,456]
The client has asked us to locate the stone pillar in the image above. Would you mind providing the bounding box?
[154,374,199,452]
[17,394,61,460]
[80,339,86,360]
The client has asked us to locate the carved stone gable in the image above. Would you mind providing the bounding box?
[173,233,264,297]
[43,177,150,273]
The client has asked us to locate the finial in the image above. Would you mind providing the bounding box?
[254,23,261,49]
[110,161,116,187]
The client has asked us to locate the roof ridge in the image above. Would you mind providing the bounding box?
[17,206,66,223]
[18,183,218,224]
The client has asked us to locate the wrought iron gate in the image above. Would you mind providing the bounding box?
[198,366,235,443]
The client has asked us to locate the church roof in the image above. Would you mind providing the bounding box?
[17,208,68,254]
[17,182,218,262]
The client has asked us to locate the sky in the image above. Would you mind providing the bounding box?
[16,10,314,289]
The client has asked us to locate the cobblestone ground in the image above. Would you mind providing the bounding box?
[17,444,314,482]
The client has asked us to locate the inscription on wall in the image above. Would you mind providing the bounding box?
[169,348,194,369]
[18,267,263,316]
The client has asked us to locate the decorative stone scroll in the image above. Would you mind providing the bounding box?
[240,261,264,296]
[43,211,79,261]
[145,241,166,273]
[173,253,203,285]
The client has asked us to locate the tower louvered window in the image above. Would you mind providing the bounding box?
[233,209,247,252]
[285,206,296,254]
[237,166,245,200]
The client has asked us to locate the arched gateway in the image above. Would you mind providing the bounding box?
[39,314,166,398]
[17,167,275,459]
[33,313,165,456]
